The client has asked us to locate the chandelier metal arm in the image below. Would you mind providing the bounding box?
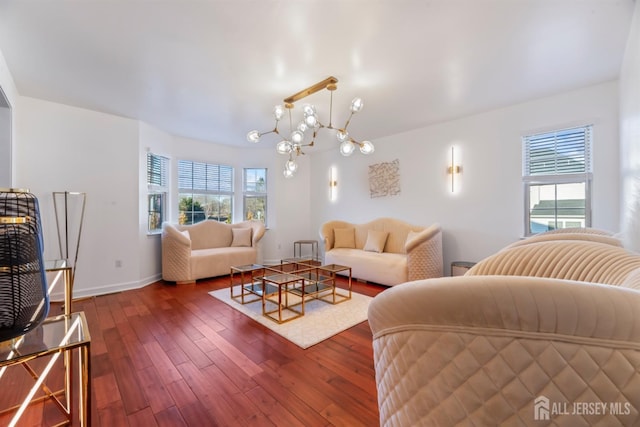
[260,127,279,138]
[342,111,355,131]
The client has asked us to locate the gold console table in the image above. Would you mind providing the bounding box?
[0,312,91,426]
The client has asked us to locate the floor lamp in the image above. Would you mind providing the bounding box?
[52,191,86,288]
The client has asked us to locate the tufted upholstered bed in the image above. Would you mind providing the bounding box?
[368,229,640,426]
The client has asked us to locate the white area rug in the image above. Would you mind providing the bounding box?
[209,287,373,349]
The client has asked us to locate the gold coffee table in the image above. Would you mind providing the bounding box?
[229,264,265,304]
[259,264,313,324]
[291,263,352,304]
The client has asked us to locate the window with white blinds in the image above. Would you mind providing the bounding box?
[522,125,592,235]
[147,153,168,187]
[178,160,233,224]
[146,153,169,233]
[524,126,592,177]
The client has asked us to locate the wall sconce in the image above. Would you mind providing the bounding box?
[447,146,461,192]
[330,167,338,201]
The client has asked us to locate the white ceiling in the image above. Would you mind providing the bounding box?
[0,0,634,149]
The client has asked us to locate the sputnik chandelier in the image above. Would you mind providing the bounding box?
[247,76,374,178]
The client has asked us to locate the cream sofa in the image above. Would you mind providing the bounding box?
[161,220,265,284]
[319,218,443,286]
[369,230,640,426]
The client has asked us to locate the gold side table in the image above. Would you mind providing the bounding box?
[229,264,265,304]
[293,240,319,262]
[259,269,307,324]
[0,312,91,426]
[316,264,352,304]
[451,261,476,276]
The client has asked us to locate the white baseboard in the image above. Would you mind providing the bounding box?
[49,273,163,302]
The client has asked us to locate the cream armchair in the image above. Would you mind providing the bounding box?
[369,233,640,426]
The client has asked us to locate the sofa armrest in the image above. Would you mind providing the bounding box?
[405,224,443,280]
[161,223,193,282]
[369,275,640,343]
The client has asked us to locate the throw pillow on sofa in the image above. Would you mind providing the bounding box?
[364,230,389,253]
[231,228,252,247]
[334,228,356,248]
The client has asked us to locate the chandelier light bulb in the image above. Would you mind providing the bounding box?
[351,98,364,113]
[274,105,285,121]
[276,140,292,154]
[336,130,349,143]
[302,104,316,116]
[286,159,298,173]
[305,114,318,127]
[283,168,295,178]
[291,130,304,144]
[247,130,260,143]
[360,140,375,154]
[340,141,355,156]
[297,122,308,133]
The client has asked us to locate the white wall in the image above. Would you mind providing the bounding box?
[310,81,620,273]
[620,0,640,252]
[15,97,141,299]
[0,48,18,187]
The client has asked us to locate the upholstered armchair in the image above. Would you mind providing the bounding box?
[369,232,640,426]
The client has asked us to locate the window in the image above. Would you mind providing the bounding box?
[523,125,592,235]
[178,160,233,225]
[243,168,267,225]
[146,153,168,233]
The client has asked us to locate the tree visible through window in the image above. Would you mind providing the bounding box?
[243,168,267,225]
[178,160,233,224]
[523,125,592,235]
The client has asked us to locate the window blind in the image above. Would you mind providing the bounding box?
[524,126,592,176]
[178,160,233,193]
[147,153,168,187]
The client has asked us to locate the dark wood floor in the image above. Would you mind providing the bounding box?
[0,276,387,426]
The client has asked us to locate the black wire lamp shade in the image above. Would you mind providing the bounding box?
[0,188,49,342]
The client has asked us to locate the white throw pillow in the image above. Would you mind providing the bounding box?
[364,230,389,253]
[231,228,252,247]
[334,228,356,249]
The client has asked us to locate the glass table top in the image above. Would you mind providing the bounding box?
[44,259,71,271]
[0,312,90,366]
